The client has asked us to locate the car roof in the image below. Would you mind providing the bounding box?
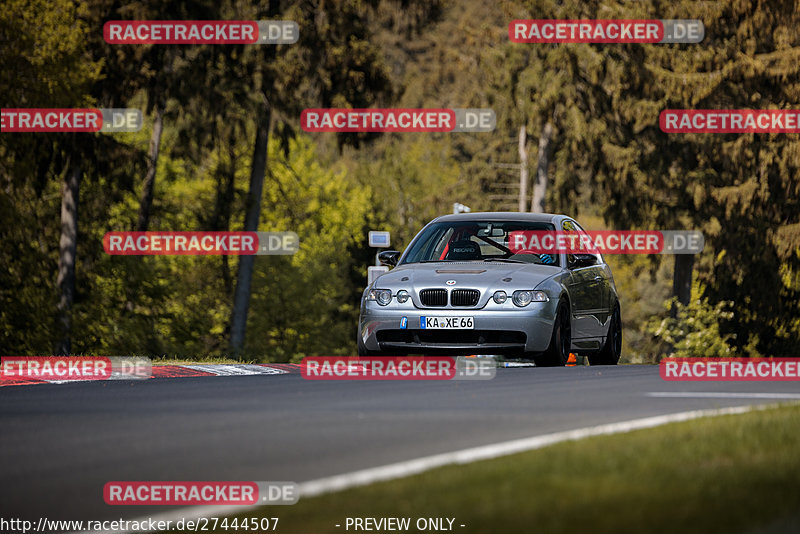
[431,211,564,223]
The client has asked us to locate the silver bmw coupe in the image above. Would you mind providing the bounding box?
[357,212,622,366]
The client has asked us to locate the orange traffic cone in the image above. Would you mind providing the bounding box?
[566,353,577,366]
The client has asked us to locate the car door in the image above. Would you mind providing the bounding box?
[562,219,606,342]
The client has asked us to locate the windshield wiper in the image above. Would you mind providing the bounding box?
[483,258,524,263]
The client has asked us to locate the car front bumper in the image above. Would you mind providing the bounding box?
[358,301,557,355]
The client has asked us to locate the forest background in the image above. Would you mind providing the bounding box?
[2,0,798,362]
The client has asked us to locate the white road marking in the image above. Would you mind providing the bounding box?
[647,392,800,400]
[296,405,765,497]
[181,364,286,376]
[95,402,791,534]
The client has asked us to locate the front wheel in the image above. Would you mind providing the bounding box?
[588,304,621,365]
[534,301,571,367]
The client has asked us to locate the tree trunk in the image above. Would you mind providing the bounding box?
[531,121,553,213]
[517,125,528,212]
[54,148,82,355]
[671,254,695,317]
[219,136,238,296]
[136,103,165,232]
[230,106,271,356]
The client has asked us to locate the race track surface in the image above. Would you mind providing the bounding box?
[1,365,799,521]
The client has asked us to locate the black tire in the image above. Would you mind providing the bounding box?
[588,304,621,365]
[534,301,571,367]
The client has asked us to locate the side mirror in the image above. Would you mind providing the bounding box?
[571,253,598,268]
[378,250,401,267]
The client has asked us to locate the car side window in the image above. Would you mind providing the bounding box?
[562,220,577,266]
[563,219,603,267]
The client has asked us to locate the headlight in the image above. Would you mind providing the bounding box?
[512,290,548,307]
[396,290,410,303]
[492,290,507,304]
[368,289,393,306]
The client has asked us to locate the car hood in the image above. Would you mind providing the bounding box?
[375,262,559,292]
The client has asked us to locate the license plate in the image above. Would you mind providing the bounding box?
[420,316,474,329]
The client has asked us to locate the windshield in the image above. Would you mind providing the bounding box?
[400,220,559,266]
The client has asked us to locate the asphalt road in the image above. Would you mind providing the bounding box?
[1,365,799,522]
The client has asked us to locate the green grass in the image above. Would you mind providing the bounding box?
[229,403,800,534]
[151,356,259,365]
[23,353,263,365]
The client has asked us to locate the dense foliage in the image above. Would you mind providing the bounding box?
[2,0,798,361]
